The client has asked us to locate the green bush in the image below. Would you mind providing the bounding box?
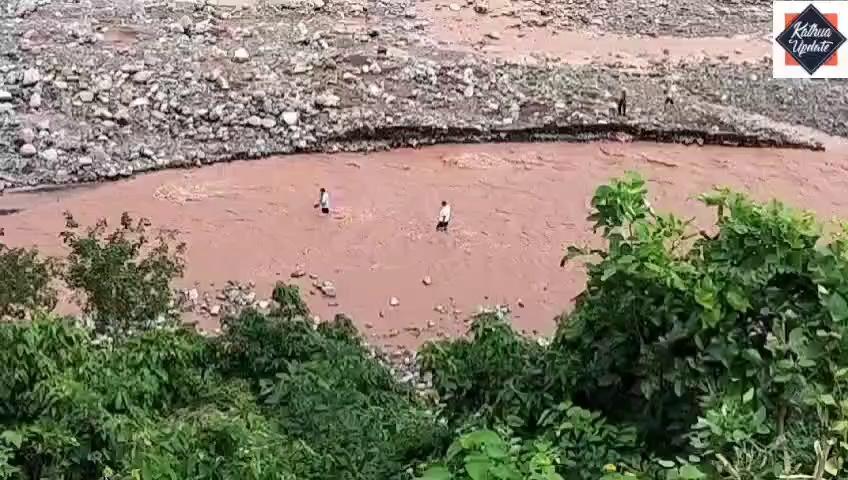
[422,173,848,479]
[0,244,56,320]
[60,212,185,336]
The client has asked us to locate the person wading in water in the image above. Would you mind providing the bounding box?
[436,200,451,232]
[314,187,330,215]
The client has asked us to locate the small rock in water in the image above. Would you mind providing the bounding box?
[517,298,525,308]
[29,92,41,108]
[319,281,337,297]
[185,289,199,304]
[389,296,400,307]
[422,276,432,286]
[448,3,461,11]
[79,91,94,103]
[291,268,306,278]
[473,0,488,13]
[210,305,221,316]
[0,91,12,102]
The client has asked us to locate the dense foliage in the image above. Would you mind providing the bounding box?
[0,244,56,320]
[60,212,185,336]
[2,172,848,479]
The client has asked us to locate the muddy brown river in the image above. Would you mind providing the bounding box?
[2,142,848,348]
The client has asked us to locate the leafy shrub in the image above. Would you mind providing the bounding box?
[221,309,449,480]
[417,428,565,480]
[60,212,185,336]
[271,282,310,318]
[537,402,642,480]
[420,312,548,425]
[422,173,848,479]
[0,244,56,320]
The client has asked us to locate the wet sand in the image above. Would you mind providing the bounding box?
[3,142,848,348]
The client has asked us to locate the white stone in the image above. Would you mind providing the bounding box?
[40,148,58,163]
[29,92,41,108]
[233,48,250,62]
[132,70,153,83]
[20,144,36,157]
[22,68,40,86]
[282,111,299,126]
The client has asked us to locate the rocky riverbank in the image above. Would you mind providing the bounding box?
[0,0,845,189]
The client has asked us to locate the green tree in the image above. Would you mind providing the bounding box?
[60,212,185,337]
[0,244,57,320]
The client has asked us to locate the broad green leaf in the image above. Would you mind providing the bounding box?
[463,430,502,448]
[825,458,839,476]
[742,388,754,404]
[488,464,521,480]
[465,459,490,480]
[657,459,676,468]
[725,289,750,312]
[743,348,763,364]
[831,421,848,433]
[418,466,451,480]
[0,430,23,448]
[679,464,706,479]
[484,442,508,460]
[827,292,848,322]
[820,394,837,406]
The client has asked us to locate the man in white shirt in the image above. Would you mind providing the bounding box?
[314,187,330,215]
[436,200,451,232]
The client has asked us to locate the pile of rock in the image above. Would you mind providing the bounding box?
[179,281,271,318]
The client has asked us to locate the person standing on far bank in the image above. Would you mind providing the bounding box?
[315,187,330,215]
[617,89,627,116]
[436,200,451,232]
